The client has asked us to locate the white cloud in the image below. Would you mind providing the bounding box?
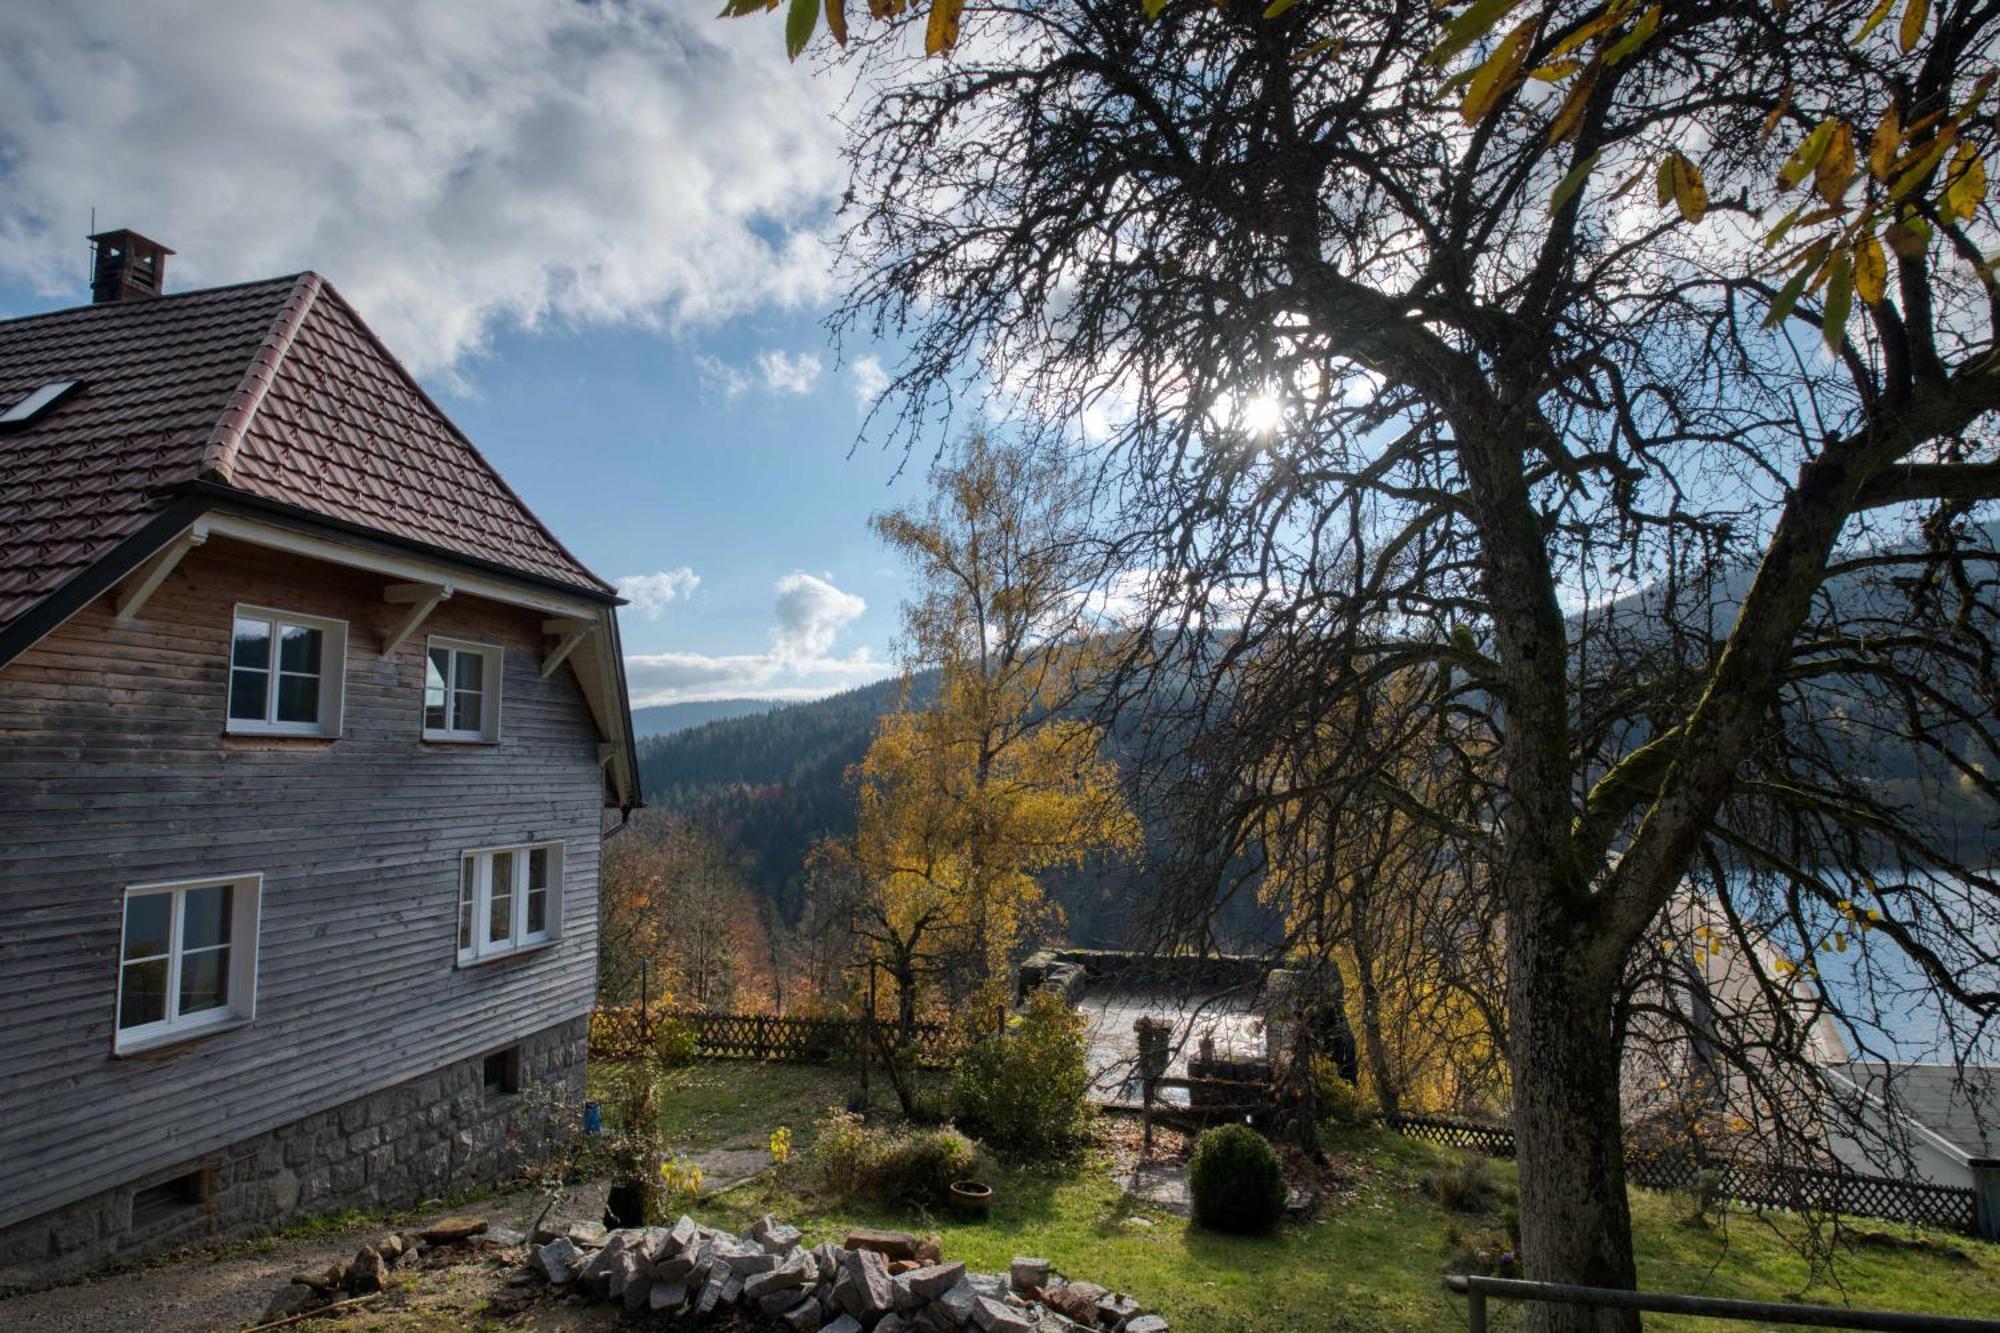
[0,1,847,374]
[623,646,889,705]
[617,567,701,619]
[772,570,867,661]
[757,349,823,395]
[624,570,884,705]
[694,353,752,399]
[852,354,891,406]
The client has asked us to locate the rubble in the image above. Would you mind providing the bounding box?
[515,1213,1169,1331]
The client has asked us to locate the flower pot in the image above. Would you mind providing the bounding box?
[948,1180,993,1220]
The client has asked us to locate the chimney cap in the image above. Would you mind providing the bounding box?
[87,227,176,255]
[88,228,174,304]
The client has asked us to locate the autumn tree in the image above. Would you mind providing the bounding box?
[598,812,763,1010]
[832,437,1142,1039]
[765,0,2000,1323]
[1248,667,1509,1121]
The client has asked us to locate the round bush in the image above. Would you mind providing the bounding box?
[1188,1124,1287,1235]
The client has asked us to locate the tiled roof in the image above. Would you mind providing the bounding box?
[0,273,610,629]
[1837,1061,2000,1160]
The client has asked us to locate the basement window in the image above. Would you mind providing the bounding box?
[132,1168,212,1227]
[0,380,82,430]
[483,1046,522,1096]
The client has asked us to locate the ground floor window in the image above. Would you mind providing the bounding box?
[116,874,262,1054]
[457,842,562,964]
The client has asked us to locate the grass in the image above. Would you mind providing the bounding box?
[622,1060,2000,1333]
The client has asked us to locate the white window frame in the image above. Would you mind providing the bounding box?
[456,841,562,965]
[422,636,503,743]
[225,604,347,738]
[114,873,263,1055]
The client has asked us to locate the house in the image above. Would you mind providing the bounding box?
[1823,1061,2000,1192]
[0,231,639,1284]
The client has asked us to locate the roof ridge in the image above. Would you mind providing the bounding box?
[198,273,323,484]
[302,281,614,595]
[0,271,308,329]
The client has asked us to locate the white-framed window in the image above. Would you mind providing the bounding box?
[457,842,562,964]
[424,637,503,742]
[115,873,262,1054]
[227,605,346,737]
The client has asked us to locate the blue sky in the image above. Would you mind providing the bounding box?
[0,0,922,705]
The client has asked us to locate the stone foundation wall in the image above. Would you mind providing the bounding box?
[0,1015,586,1291]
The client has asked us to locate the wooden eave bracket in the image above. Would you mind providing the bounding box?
[115,520,210,622]
[540,615,596,680]
[381,582,453,659]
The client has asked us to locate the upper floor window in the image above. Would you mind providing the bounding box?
[227,605,346,737]
[116,873,262,1054]
[424,638,502,742]
[457,842,562,964]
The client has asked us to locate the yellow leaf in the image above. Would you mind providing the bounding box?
[1779,119,1837,191]
[1529,58,1582,81]
[1666,151,1706,222]
[1870,107,1903,180]
[924,0,964,55]
[1855,233,1888,303]
[1816,120,1856,204]
[1262,0,1299,16]
[1944,143,1988,221]
[1602,4,1659,66]
[1546,65,1599,143]
[1460,19,1535,126]
[1899,0,1929,53]
[1851,0,1896,44]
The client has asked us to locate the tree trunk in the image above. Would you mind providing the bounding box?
[1351,917,1399,1120]
[1508,913,1639,1333]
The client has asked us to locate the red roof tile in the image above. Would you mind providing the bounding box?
[0,273,611,630]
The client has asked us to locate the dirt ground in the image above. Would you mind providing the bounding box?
[0,1180,616,1333]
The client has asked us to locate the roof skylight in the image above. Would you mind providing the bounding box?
[0,380,83,429]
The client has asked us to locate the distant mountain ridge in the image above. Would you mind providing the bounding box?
[632,697,782,740]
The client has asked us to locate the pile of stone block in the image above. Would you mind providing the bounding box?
[530,1215,1169,1332]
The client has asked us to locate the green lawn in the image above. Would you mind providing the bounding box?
[604,1061,2000,1333]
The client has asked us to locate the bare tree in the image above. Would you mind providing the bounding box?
[828,0,2000,1321]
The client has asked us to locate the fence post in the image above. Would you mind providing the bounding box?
[640,959,650,1049]
[1466,1287,1486,1333]
[1974,1160,2000,1241]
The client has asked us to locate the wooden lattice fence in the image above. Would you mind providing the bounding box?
[1385,1113,1979,1236]
[589,1005,954,1067]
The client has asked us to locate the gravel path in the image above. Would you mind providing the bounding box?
[0,1180,610,1333]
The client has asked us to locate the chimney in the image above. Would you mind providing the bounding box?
[88,229,174,304]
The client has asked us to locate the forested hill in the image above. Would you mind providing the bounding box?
[632,669,1174,946]
[634,674,935,925]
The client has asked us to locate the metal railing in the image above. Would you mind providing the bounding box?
[1445,1275,2000,1332]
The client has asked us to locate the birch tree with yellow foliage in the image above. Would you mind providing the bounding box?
[832,437,1141,1040]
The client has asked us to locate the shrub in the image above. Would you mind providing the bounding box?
[1312,1059,1374,1127]
[1189,1124,1287,1235]
[808,1109,978,1208]
[951,990,1094,1157]
[1424,1156,1504,1213]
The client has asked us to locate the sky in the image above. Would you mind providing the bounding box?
[0,0,923,706]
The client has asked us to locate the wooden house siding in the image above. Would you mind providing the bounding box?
[0,535,604,1231]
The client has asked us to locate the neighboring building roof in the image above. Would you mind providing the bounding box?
[1832,1060,2000,1161]
[0,273,612,631]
